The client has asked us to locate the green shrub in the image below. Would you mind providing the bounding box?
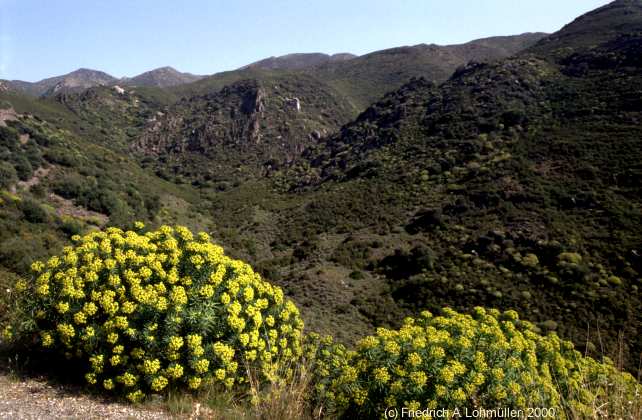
[59,216,84,237]
[307,307,640,419]
[292,239,318,261]
[378,246,435,280]
[0,161,17,188]
[558,252,582,265]
[3,224,304,402]
[52,175,89,200]
[607,275,623,286]
[13,155,33,181]
[0,126,19,146]
[19,198,49,223]
[331,240,372,269]
[82,188,123,215]
[522,253,539,267]
[349,270,364,280]
[43,148,80,167]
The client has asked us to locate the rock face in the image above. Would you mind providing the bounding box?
[132,75,354,182]
[241,87,265,143]
[285,97,301,112]
[0,107,19,127]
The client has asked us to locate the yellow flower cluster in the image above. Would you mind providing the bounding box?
[307,307,640,419]
[6,224,304,400]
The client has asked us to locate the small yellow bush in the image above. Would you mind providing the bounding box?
[307,308,640,419]
[4,224,304,401]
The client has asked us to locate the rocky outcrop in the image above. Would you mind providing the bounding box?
[0,107,19,127]
[285,97,300,112]
[242,87,265,143]
[131,75,353,182]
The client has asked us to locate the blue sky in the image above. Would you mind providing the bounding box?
[0,0,611,82]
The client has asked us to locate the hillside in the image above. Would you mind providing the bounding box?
[49,84,176,151]
[145,31,548,185]
[282,0,642,369]
[527,0,642,60]
[305,32,548,109]
[0,91,212,286]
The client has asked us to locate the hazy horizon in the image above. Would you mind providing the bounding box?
[1,0,611,82]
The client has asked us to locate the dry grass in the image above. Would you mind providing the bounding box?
[245,359,323,420]
[562,331,642,419]
[155,358,322,420]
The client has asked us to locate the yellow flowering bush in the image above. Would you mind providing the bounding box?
[4,224,304,401]
[307,307,640,419]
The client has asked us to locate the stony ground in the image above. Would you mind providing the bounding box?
[0,374,174,420]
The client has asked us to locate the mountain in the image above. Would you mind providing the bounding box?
[173,32,547,118]
[241,52,357,70]
[121,66,205,88]
[4,32,544,106]
[304,32,548,109]
[5,68,117,97]
[461,33,554,57]
[283,0,642,368]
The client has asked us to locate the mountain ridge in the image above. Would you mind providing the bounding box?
[3,66,205,96]
[3,32,547,101]
[240,52,357,71]
[6,68,117,97]
[526,0,642,59]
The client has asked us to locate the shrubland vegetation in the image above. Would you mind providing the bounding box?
[0,1,641,417]
[1,225,640,418]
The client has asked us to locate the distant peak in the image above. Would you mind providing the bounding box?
[71,68,108,74]
[153,66,178,72]
[122,66,203,87]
